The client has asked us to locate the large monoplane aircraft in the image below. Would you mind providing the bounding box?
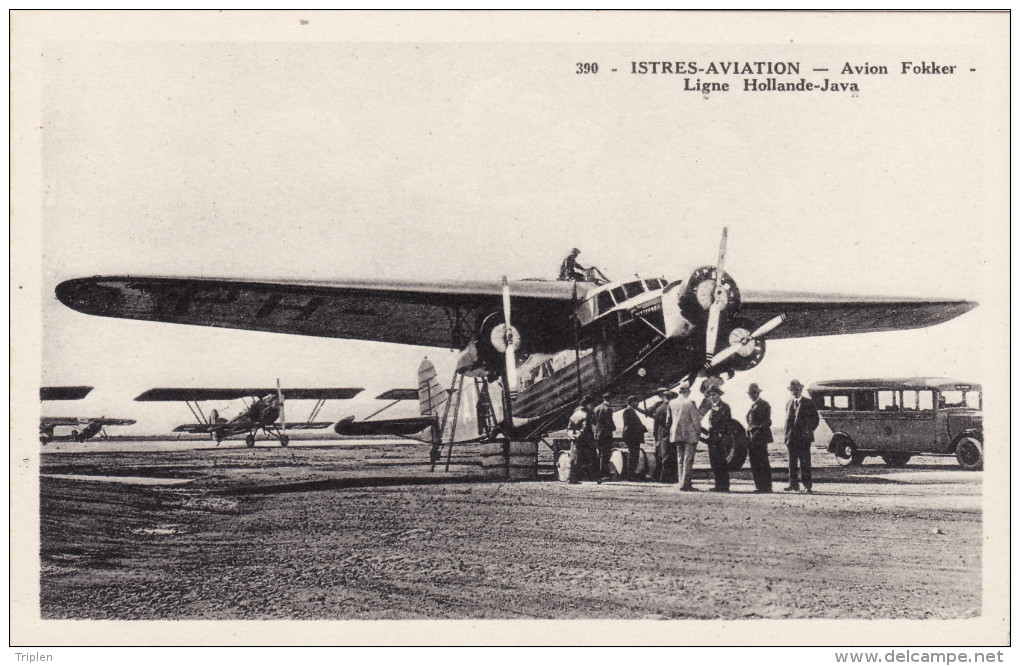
[39,386,136,444]
[134,382,363,447]
[57,230,977,444]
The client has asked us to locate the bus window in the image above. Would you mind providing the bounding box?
[597,291,615,315]
[901,390,918,411]
[819,393,851,410]
[965,392,981,410]
[854,391,876,412]
[878,390,900,411]
[918,390,934,411]
[940,391,965,408]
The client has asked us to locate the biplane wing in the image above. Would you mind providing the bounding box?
[173,421,332,433]
[41,416,135,427]
[136,388,364,401]
[58,276,976,350]
[40,386,94,401]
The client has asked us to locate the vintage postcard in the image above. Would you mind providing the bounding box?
[10,10,1009,647]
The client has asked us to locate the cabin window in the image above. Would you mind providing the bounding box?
[645,278,665,290]
[597,291,615,315]
[917,390,934,411]
[901,390,919,411]
[623,280,645,300]
[877,390,901,411]
[854,391,876,412]
[611,286,627,303]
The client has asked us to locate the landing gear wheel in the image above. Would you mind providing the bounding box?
[832,434,864,467]
[280,434,290,448]
[881,453,912,467]
[954,435,983,471]
[725,420,749,471]
[245,434,256,448]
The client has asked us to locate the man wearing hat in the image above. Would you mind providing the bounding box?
[650,387,674,482]
[669,380,702,490]
[622,396,648,480]
[745,383,774,493]
[784,379,820,492]
[566,394,597,483]
[700,383,733,492]
[593,392,617,480]
[558,248,586,281]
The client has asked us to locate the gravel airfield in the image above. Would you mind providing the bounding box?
[39,440,981,620]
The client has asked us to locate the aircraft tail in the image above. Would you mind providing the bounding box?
[418,358,449,418]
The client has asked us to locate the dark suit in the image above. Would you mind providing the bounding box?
[785,395,820,489]
[746,397,774,492]
[593,401,616,477]
[621,407,647,480]
[651,399,672,482]
[703,401,732,491]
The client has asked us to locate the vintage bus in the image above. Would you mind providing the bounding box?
[807,378,983,470]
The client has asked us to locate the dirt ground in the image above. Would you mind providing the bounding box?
[39,440,981,620]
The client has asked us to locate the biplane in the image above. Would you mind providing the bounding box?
[57,229,977,453]
[134,381,363,447]
[39,386,136,444]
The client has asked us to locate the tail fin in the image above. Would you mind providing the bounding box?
[418,358,449,418]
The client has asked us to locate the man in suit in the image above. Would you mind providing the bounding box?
[650,388,673,482]
[621,395,648,480]
[593,392,617,480]
[784,379,820,492]
[566,395,597,483]
[668,380,702,491]
[745,383,773,493]
[700,384,733,492]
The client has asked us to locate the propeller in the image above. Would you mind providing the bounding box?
[704,227,728,366]
[501,276,518,402]
[706,314,787,370]
[277,378,286,432]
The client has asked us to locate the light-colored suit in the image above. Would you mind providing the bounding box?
[668,394,702,489]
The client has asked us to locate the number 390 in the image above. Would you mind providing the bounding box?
[576,62,599,74]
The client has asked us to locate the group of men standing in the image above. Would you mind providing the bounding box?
[566,378,819,492]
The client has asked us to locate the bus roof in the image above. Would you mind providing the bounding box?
[807,377,981,392]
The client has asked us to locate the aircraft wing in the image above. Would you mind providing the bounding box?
[172,423,221,433]
[93,418,136,426]
[40,417,88,427]
[739,291,977,340]
[136,388,364,401]
[334,415,436,437]
[40,386,94,401]
[56,276,587,352]
[283,422,334,431]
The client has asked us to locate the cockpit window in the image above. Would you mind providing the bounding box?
[623,280,645,299]
[645,278,665,290]
[611,286,627,302]
[597,290,615,314]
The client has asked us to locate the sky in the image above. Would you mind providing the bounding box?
[22,13,1007,436]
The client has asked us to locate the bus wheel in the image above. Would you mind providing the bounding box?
[881,453,912,467]
[832,435,864,467]
[245,434,256,448]
[954,435,983,471]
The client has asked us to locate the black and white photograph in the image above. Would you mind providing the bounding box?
[10,10,1009,648]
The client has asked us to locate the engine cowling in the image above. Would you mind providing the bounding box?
[661,266,742,340]
[455,312,525,379]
